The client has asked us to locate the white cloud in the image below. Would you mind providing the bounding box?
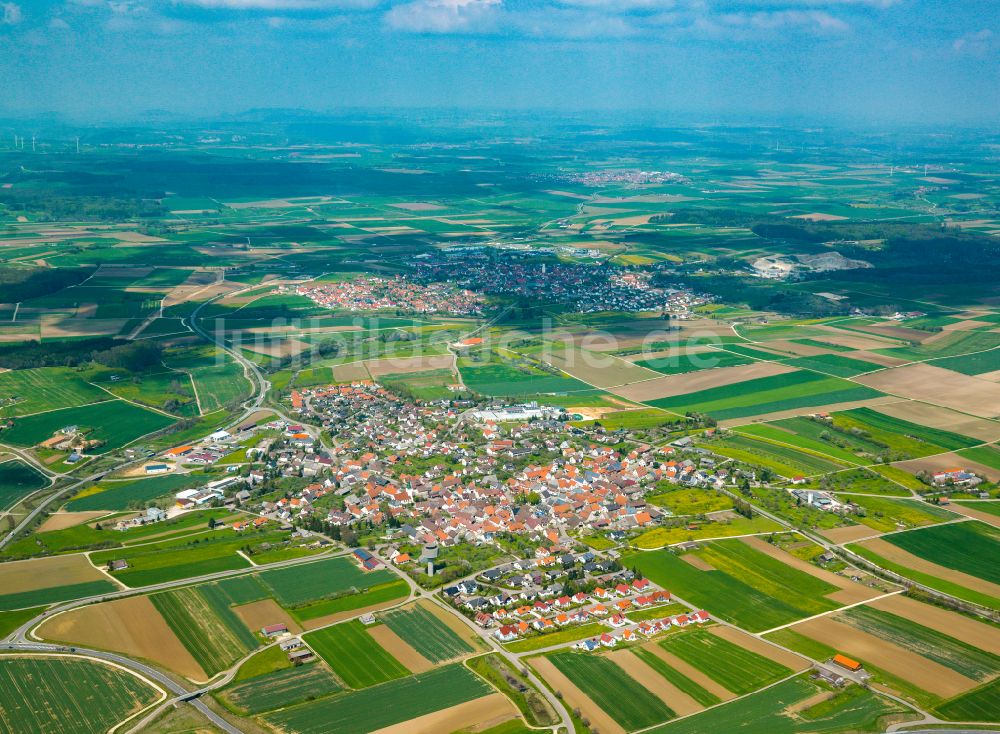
[169,0,379,8]
[715,9,849,33]
[1,2,22,24]
[954,28,994,55]
[385,0,500,33]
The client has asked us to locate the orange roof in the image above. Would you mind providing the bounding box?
[832,654,862,671]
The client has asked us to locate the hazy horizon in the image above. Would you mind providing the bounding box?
[0,0,997,126]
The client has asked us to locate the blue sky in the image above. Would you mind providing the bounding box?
[0,0,996,124]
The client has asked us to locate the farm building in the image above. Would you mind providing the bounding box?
[261,623,288,638]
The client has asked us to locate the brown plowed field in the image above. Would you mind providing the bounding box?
[792,617,978,698]
[369,694,514,734]
[36,596,206,681]
[707,625,809,672]
[612,361,796,402]
[367,624,433,673]
[0,554,108,594]
[854,365,1000,418]
[870,594,1000,655]
[233,599,301,635]
[532,656,625,734]
[640,642,735,700]
[871,402,1000,442]
[609,649,703,717]
[860,537,1000,599]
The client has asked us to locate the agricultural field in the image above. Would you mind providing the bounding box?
[624,540,842,632]
[304,620,410,688]
[0,655,162,734]
[150,585,259,676]
[635,350,754,375]
[779,353,885,378]
[458,355,594,397]
[935,679,1000,722]
[0,367,107,416]
[90,528,269,586]
[647,371,883,421]
[735,418,875,465]
[878,520,1000,586]
[706,433,849,477]
[846,496,959,533]
[632,514,782,549]
[289,579,410,625]
[544,651,677,730]
[0,399,175,452]
[836,606,1000,682]
[645,675,909,734]
[64,472,212,511]
[657,629,793,695]
[0,459,47,509]
[381,603,475,663]
[645,487,734,515]
[263,663,493,734]
[829,407,980,458]
[257,556,398,607]
[221,662,343,715]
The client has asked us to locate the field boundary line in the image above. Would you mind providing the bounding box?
[756,589,904,636]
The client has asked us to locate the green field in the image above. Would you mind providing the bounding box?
[214,574,271,606]
[649,371,883,421]
[646,487,734,515]
[736,419,873,465]
[838,606,1000,681]
[708,433,849,477]
[91,530,262,586]
[0,460,48,510]
[635,350,753,375]
[264,664,492,734]
[0,580,118,611]
[849,543,1000,609]
[935,678,1000,722]
[875,330,1000,362]
[780,353,884,378]
[290,579,410,622]
[304,620,410,688]
[632,514,782,550]
[0,367,107,416]
[847,496,959,532]
[631,647,722,707]
[883,520,1000,585]
[956,444,1000,471]
[222,663,343,715]
[381,604,474,662]
[458,357,594,397]
[624,541,839,632]
[0,399,175,452]
[831,408,978,456]
[644,675,908,734]
[65,473,209,511]
[163,345,252,414]
[931,347,1000,375]
[546,651,676,730]
[658,629,793,695]
[151,585,259,676]
[258,556,397,607]
[0,655,161,734]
